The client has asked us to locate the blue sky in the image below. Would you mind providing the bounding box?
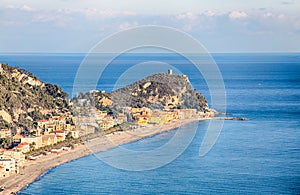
[0,0,299,53]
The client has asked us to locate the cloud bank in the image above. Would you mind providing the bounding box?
[0,3,299,52]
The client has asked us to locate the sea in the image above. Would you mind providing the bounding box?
[0,53,299,194]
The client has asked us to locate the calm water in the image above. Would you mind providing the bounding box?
[0,53,299,194]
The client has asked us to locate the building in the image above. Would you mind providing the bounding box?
[4,150,25,174]
[0,149,25,177]
[79,125,97,135]
[0,129,11,139]
[95,110,108,120]
[42,135,58,146]
[136,116,149,125]
[70,130,79,139]
[99,121,114,130]
[21,136,43,149]
[0,156,15,177]
[117,113,127,124]
[51,130,66,142]
[149,112,162,124]
[177,109,197,119]
[15,142,30,153]
[13,133,23,143]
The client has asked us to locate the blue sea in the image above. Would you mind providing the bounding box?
[0,53,299,194]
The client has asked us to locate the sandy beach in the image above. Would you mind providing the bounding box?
[1,117,211,194]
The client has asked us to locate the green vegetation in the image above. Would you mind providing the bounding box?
[0,138,11,149]
[0,63,70,134]
[75,72,209,112]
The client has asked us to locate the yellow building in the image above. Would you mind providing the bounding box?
[42,135,58,146]
[131,108,143,113]
[161,113,169,124]
[99,121,114,129]
[149,113,162,124]
[100,121,108,129]
[51,130,66,142]
[136,116,149,125]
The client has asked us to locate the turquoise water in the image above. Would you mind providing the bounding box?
[0,53,299,194]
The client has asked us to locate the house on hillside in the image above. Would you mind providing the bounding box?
[21,136,43,149]
[13,133,23,143]
[0,129,11,139]
[15,142,30,153]
[51,130,66,142]
[42,134,58,146]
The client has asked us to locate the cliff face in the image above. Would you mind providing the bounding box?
[0,63,70,133]
[84,73,209,112]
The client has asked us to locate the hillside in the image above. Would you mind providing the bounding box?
[0,63,70,134]
[77,72,209,112]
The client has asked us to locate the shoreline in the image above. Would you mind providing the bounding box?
[1,116,247,194]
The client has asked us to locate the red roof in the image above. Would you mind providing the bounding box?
[38,120,48,122]
[54,130,64,133]
[16,142,29,148]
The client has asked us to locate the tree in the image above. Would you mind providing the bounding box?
[29,142,36,151]
[66,132,73,140]
[0,138,11,149]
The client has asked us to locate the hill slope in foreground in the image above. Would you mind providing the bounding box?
[0,63,70,134]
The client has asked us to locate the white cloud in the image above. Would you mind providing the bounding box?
[20,5,35,12]
[176,12,197,20]
[229,11,248,19]
[0,2,299,52]
[263,12,273,17]
[203,10,216,17]
[277,14,285,20]
[81,8,137,18]
[31,12,73,28]
[119,21,139,30]
[182,24,193,32]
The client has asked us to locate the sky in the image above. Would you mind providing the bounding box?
[0,0,299,53]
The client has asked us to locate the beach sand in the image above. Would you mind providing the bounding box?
[1,117,211,194]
